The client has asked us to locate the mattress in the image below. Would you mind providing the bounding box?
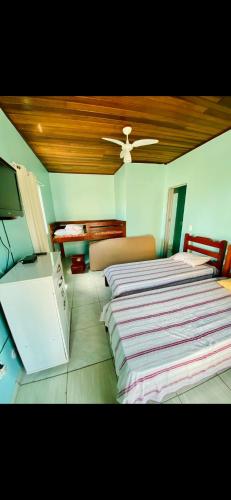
[101,278,231,403]
[104,257,218,298]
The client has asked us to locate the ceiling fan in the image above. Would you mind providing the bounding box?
[102,126,159,164]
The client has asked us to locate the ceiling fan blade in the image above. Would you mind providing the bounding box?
[132,139,159,148]
[102,137,124,147]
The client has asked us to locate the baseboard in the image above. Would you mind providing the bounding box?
[11,368,24,404]
[11,381,20,404]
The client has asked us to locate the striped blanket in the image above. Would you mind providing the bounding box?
[101,278,231,403]
[104,257,217,298]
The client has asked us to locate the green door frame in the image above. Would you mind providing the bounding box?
[163,184,187,257]
[172,185,187,254]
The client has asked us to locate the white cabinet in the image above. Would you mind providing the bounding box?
[0,252,70,374]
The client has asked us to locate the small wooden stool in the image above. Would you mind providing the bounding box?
[71,254,86,274]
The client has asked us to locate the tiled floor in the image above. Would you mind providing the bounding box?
[15,258,231,404]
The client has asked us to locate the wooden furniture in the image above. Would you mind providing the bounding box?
[49,219,126,257]
[0,252,70,374]
[71,254,86,274]
[103,233,228,295]
[183,233,227,274]
[222,245,231,277]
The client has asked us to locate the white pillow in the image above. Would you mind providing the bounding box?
[182,253,210,267]
[171,252,188,262]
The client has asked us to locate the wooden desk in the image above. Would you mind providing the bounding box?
[49,219,126,257]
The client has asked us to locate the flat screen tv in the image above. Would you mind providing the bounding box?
[0,157,23,218]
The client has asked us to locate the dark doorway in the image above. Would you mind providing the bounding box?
[172,185,187,254]
[164,185,187,257]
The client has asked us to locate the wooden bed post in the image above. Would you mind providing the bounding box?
[122,221,126,237]
[223,245,231,277]
[183,233,190,252]
[219,240,228,273]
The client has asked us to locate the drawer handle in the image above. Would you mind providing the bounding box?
[57,264,61,273]
[58,276,63,287]
[63,299,66,310]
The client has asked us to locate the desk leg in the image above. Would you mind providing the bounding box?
[60,243,65,258]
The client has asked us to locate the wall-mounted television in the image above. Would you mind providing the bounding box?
[0,157,23,218]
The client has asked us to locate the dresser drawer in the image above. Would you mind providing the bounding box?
[53,256,63,280]
[56,274,64,291]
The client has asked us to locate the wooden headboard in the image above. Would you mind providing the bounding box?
[183,233,227,274]
[222,245,231,277]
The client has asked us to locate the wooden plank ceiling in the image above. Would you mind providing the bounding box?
[0,96,230,175]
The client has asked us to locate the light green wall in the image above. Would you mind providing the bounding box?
[49,173,115,257]
[115,130,231,255]
[114,165,126,220]
[162,129,231,250]
[126,164,165,255]
[0,109,55,403]
[115,163,165,255]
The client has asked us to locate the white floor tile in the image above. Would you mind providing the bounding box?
[179,376,231,404]
[164,396,182,404]
[68,324,111,371]
[67,360,117,404]
[96,286,112,302]
[21,363,68,385]
[72,288,99,307]
[219,369,231,389]
[99,299,111,310]
[71,303,101,330]
[72,281,97,295]
[177,374,214,395]
[15,374,67,404]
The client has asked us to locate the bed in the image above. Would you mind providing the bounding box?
[101,260,231,403]
[104,234,227,298]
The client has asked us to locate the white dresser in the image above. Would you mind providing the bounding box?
[0,252,70,374]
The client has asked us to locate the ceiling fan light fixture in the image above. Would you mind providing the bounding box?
[102,126,159,164]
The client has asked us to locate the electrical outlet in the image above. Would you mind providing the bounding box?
[0,364,7,380]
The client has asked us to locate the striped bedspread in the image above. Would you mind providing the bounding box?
[104,257,217,298]
[101,278,231,403]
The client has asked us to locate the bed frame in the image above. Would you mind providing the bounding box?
[49,219,126,257]
[104,233,228,287]
[222,245,231,277]
[183,233,227,274]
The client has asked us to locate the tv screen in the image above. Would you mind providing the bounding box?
[0,157,23,218]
